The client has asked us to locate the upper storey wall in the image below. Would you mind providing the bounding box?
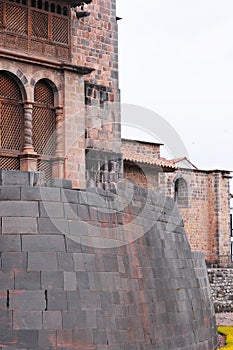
[0,0,119,92]
[71,0,119,91]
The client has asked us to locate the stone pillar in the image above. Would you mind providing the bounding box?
[20,103,38,171]
[52,106,64,178]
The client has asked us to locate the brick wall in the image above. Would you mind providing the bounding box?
[122,139,161,160]
[71,0,119,91]
[160,170,231,262]
[123,144,231,263]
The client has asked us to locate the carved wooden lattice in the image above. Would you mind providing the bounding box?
[0,73,22,100]
[0,156,20,170]
[6,3,28,35]
[0,72,22,171]
[0,1,70,59]
[1,103,22,150]
[33,80,55,181]
[0,3,3,26]
[37,159,52,182]
[52,16,68,44]
[32,10,48,39]
[34,79,54,105]
[33,106,56,155]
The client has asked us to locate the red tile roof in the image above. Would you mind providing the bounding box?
[123,150,177,169]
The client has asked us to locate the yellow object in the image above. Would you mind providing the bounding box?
[218,326,233,349]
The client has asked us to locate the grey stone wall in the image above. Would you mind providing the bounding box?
[0,172,217,349]
[208,268,233,312]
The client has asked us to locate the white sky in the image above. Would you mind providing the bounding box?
[117,0,233,172]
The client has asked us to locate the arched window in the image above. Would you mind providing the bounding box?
[50,3,55,12]
[0,72,23,170]
[63,6,68,16]
[174,178,188,207]
[32,79,56,180]
[37,0,42,9]
[44,1,49,11]
[57,4,61,14]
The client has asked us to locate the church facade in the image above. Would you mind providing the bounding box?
[0,0,122,189]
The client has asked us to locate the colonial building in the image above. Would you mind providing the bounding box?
[0,0,231,269]
[122,138,232,265]
[0,0,122,189]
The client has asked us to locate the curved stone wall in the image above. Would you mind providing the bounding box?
[0,179,218,349]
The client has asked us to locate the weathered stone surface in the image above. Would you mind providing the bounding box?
[46,178,72,189]
[2,217,37,234]
[0,183,218,350]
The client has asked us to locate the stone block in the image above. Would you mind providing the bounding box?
[1,252,27,270]
[38,217,69,235]
[0,291,7,311]
[9,291,45,311]
[39,201,64,218]
[0,311,12,330]
[66,292,81,310]
[64,202,79,219]
[86,310,97,328]
[0,271,14,289]
[76,271,90,290]
[0,235,21,252]
[65,237,82,253]
[46,178,72,189]
[64,272,77,291]
[38,330,57,348]
[0,330,17,346]
[56,329,72,347]
[68,220,88,235]
[47,290,67,310]
[93,329,108,345]
[57,252,74,271]
[73,329,93,345]
[88,272,102,291]
[0,186,20,200]
[43,311,62,330]
[77,204,90,221]
[17,330,38,348]
[41,271,64,289]
[0,170,43,187]
[21,187,61,202]
[61,189,78,203]
[2,217,37,234]
[22,235,65,252]
[13,311,42,330]
[73,253,85,271]
[0,201,38,217]
[28,252,58,271]
[14,271,41,290]
[62,310,87,329]
[79,291,101,309]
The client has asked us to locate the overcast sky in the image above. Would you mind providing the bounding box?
[117,0,233,172]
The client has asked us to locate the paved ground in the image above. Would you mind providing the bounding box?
[216,313,233,326]
[216,313,233,348]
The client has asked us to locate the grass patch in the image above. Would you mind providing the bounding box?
[218,326,233,349]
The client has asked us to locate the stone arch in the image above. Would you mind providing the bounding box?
[0,70,26,170]
[0,69,27,101]
[30,71,62,107]
[174,175,189,207]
